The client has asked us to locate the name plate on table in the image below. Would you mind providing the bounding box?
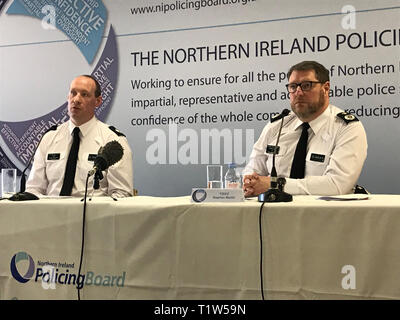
[191,188,244,203]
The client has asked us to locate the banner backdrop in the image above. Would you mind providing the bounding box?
[0,0,399,196]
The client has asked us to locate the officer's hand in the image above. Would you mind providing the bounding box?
[243,173,270,197]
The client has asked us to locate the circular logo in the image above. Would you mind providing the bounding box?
[344,114,355,121]
[10,252,35,283]
[192,189,207,203]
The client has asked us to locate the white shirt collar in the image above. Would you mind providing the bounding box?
[292,104,331,135]
[308,105,331,136]
[68,116,97,137]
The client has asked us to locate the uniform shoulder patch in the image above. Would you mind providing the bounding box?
[108,125,126,137]
[336,112,359,124]
[44,125,58,135]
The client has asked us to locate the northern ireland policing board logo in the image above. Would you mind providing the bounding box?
[10,251,35,283]
[9,251,126,289]
[192,189,207,202]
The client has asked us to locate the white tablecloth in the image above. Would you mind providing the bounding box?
[1,194,400,300]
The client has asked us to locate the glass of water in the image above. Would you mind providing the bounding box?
[207,165,223,188]
[1,168,17,198]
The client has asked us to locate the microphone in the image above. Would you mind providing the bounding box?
[20,125,58,192]
[271,108,290,122]
[258,109,293,203]
[88,140,124,177]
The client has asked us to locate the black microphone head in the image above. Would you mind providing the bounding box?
[97,140,124,170]
[271,109,291,123]
[93,154,108,171]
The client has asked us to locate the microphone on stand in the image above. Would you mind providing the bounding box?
[78,142,124,301]
[88,140,124,191]
[258,109,293,203]
[88,140,124,177]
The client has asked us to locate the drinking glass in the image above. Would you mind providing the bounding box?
[1,168,17,198]
[207,165,223,188]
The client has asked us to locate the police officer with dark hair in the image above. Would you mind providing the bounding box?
[243,61,367,196]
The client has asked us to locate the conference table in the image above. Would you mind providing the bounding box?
[1,194,400,300]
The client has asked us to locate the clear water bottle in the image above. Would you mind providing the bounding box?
[224,163,240,189]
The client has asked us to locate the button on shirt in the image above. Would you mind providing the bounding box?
[26,117,134,197]
[244,105,368,195]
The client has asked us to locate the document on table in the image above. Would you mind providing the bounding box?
[318,194,370,201]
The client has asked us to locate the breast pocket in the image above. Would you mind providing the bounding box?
[306,152,328,176]
[45,152,66,181]
[78,152,99,180]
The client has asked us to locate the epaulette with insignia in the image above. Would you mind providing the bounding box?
[44,125,58,134]
[336,112,359,124]
[109,125,126,137]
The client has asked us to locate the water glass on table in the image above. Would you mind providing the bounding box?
[1,168,17,198]
[207,165,223,188]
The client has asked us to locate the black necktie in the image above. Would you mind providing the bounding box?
[290,122,310,179]
[60,127,80,196]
